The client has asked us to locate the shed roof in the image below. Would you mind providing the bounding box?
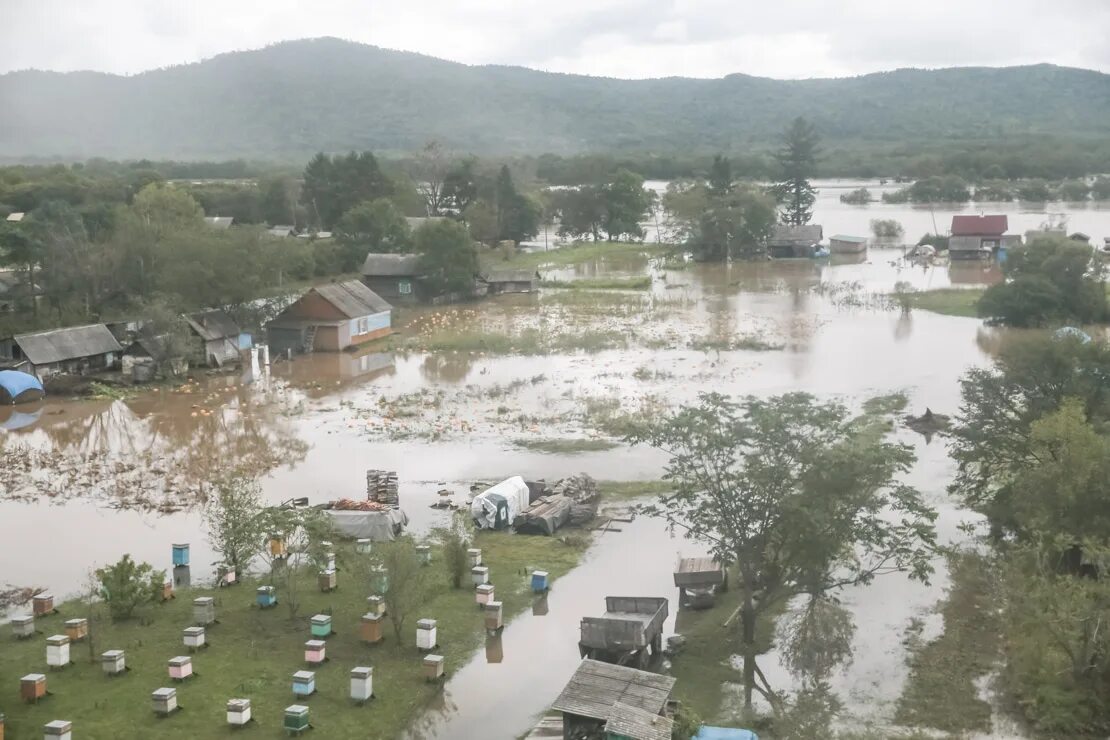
[204,216,234,229]
[361,253,422,277]
[184,310,240,342]
[552,659,675,722]
[830,234,867,243]
[126,333,173,362]
[312,281,392,318]
[267,225,295,237]
[768,224,823,246]
[951,215,1007,236]
[606,702,674,740]
[12,324,123,365]
[484,269,538,283]
[6,212,25,222]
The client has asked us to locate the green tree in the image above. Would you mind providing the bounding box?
[95,554,164,621]
[204,476,266,573]
[707,154,734,197]
[839,188,872,205]
[415,219,478,296]
[772,117,820,225]
[462,198,498,244]
[442,157,480,214]
[380,538,430,641]
[1057,179,1090,201]
[494,165,539,243]
[552,186,604,242]
[257,506,335,620]
[870,219,904,238]
[0,221,44,316]
[301,151,393,229]
[600,169,650,241]
[694,188,777,261]
[628,392,936,707]
[431,513,472,589]
[1092,177,1110,200]
[259,176,298,226]
[335,198,412,270]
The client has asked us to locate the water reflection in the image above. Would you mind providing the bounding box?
[485,633,504,664]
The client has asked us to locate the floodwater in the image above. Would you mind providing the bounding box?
[0,236,1071,736]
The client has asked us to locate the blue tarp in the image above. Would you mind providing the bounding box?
[0,370,44,403]
[1053,327,1092,344]
[693,728,759,740]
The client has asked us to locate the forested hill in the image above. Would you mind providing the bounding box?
[2,37,1109,160]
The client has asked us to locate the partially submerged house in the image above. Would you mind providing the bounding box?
[204,216,234,229]
[184,309,242,367]
[0,324,122,379]
[123,333,186,380]
[551,659,676,740]
[483,269,539,295]
[266,280,393,354]
[767,224,824,258]
[361,253,423,304]
[949,215,1020,260]
[829,234,868,254]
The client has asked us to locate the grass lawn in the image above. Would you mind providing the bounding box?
[539,276,652,290]
[482,242,664,271]
[905,288,984,318]
[513,438,619,454]
[389,327,629,355]
[596,480,673,501]
[0,532,588,739]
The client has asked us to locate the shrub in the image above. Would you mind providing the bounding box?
[95,555,163,621]
[839,187,872,205]
[432,513,472,589]
[870,218,904,238]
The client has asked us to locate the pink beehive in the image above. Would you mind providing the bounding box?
[168,656,192,680]
[304,640,326,665]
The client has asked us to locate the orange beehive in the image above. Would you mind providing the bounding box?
[20,673,46,703]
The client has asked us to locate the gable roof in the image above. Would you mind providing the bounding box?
[312,280,392,318]
[361,253,422,277]
[552,659,676,722]
[951,215,1007,236]
[768,224,823,246]
[13,324,123,365]
[267,225,295,237]
[204,216,234,229]
[606,702,674,740]
[830,234,867,243]
[184,310,240,342]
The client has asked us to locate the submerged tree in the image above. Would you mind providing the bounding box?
[628,392,936,708]
[415,219,479,296]
[772,117,820,225]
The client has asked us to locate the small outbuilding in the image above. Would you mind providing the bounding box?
[552,659,676,740]
[0,369,44,404]
[361,253,423,304]
[267,280,393,354]
[483,269,539,294]
[267,225,295,238]
[184,310,241,367]
[950,215,1021,260]
[829,234,868,254]
[767,224,824,258]
[0,324,122,379]
[204,216,234,229]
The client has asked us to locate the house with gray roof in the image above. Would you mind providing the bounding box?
[767,224,824,258]
[184,309,242,367]
[267,279,393,354]
[361,253,424,304]
[0,324,123,379]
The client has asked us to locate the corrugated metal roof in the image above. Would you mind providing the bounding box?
[184,310,240,342]
[6,212,25,222]
[768,224,823,246]
[312,280,392,318]
[552,659,675,722]
[13,324,122,365]
[204,216,234,229]
[951,215,1007,236]
[830,234,867,243]
[606,702,674,740]
[361,253,422,277]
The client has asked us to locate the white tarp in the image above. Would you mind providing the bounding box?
[322,508,409,541]
[470,476,531,530]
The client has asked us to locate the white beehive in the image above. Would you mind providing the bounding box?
[183,626,206,650]
[355,538,372,554]
[11,614,34,638]
[350,666,373,702]
[227,698,251,726]
[43,719,72,739]
[101,650,125,675]
[416,618,437,650]
[193,596,215,625]
[476,584,495,606]
[467,548,482,567]
[415,544,431,564]
[471,565,489,586]
[152,687,178,716]
[45,635,70,668]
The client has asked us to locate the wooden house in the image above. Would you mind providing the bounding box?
[829,235,867,254]
[767,224,823,258]
[949,215,1021,260]
[483,269,539,295]
[361,254,423,304]
[267,280,392,354]
[0,324,122,379]
[184,310,241,367]
[551,659,676,740]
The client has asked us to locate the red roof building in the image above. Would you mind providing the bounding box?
[951,215,1008,236]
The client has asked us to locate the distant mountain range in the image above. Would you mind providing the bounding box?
[1,37,1108,161]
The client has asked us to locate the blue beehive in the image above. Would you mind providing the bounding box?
[531,570,549,593]
[172,544,190,567]
[256,586,277,609]
[292,670,315,698]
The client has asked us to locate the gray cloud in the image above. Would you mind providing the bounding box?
[0,0,1107,79]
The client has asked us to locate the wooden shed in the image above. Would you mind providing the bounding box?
[361,253,423,304]
[0,324,122,379]
[606,702,675,740]
[767,224,823,258]
[551,659,676,740]
[483,269,539,295]
[184,310,241,367]
[267,280,392,354]
[829,235,867,254]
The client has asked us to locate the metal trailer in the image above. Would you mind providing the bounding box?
[578,597,668,668]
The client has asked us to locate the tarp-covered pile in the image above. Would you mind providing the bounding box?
[323,508,409,541]
[471,476,531,530]
[515,495,573,535]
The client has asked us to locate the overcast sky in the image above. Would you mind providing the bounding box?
[3,0,1109,79]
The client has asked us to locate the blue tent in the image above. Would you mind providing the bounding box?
[0,369,45,404]
[693,728,759,740]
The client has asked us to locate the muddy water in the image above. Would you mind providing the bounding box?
[2,248,1016,735]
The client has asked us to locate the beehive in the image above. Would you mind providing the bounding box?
[355,538,372,554]
[43,720,71,739]
[193,596,215,625]
[101,650,125,676]
[318,569,337,592]
[366,595,385,617]
[310,614,332,638]
[151,687,177,716]
[471,566,489,586]
[45,635,69,668]
[284,704,310,733]
[168,656,192,680]
[350,666,373,702]
[423,654,445,681]
[217,564,237,586]
[20,673,46,703]
[270,534,287,559]
[11,615,34,639]
[370,566,388,594]
[360,612,384,644]
[304,640,326,665]
[63,619,87,642]
[292,671,315,698]
[32,593,54,617]
[415,544,431,565]
[484,601,504,631]
[173,565,191,588]
[183,626,205,650]
[467,548,482,567]
[227,698,251,726]
[256,585,277,608]
[475,584,495,607]
[416,618,437,650]
[531,570,549,593]
[161,580,174,601]
[172,543,190,567]
[325,552,337,571]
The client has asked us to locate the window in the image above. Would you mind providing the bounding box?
[358,317,369,334]
[399,280,412,295]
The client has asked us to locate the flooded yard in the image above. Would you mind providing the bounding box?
[0,245,1042,737]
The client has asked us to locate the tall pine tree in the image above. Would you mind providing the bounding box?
[772,118,820,226]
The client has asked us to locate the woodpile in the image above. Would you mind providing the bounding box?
[515,474,600,533]
[366,470,399,508]
[552,474,600,526]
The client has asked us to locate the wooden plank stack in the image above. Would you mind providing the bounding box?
[366,470,399,508]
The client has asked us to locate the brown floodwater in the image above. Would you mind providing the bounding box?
[0,249,1035,735]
